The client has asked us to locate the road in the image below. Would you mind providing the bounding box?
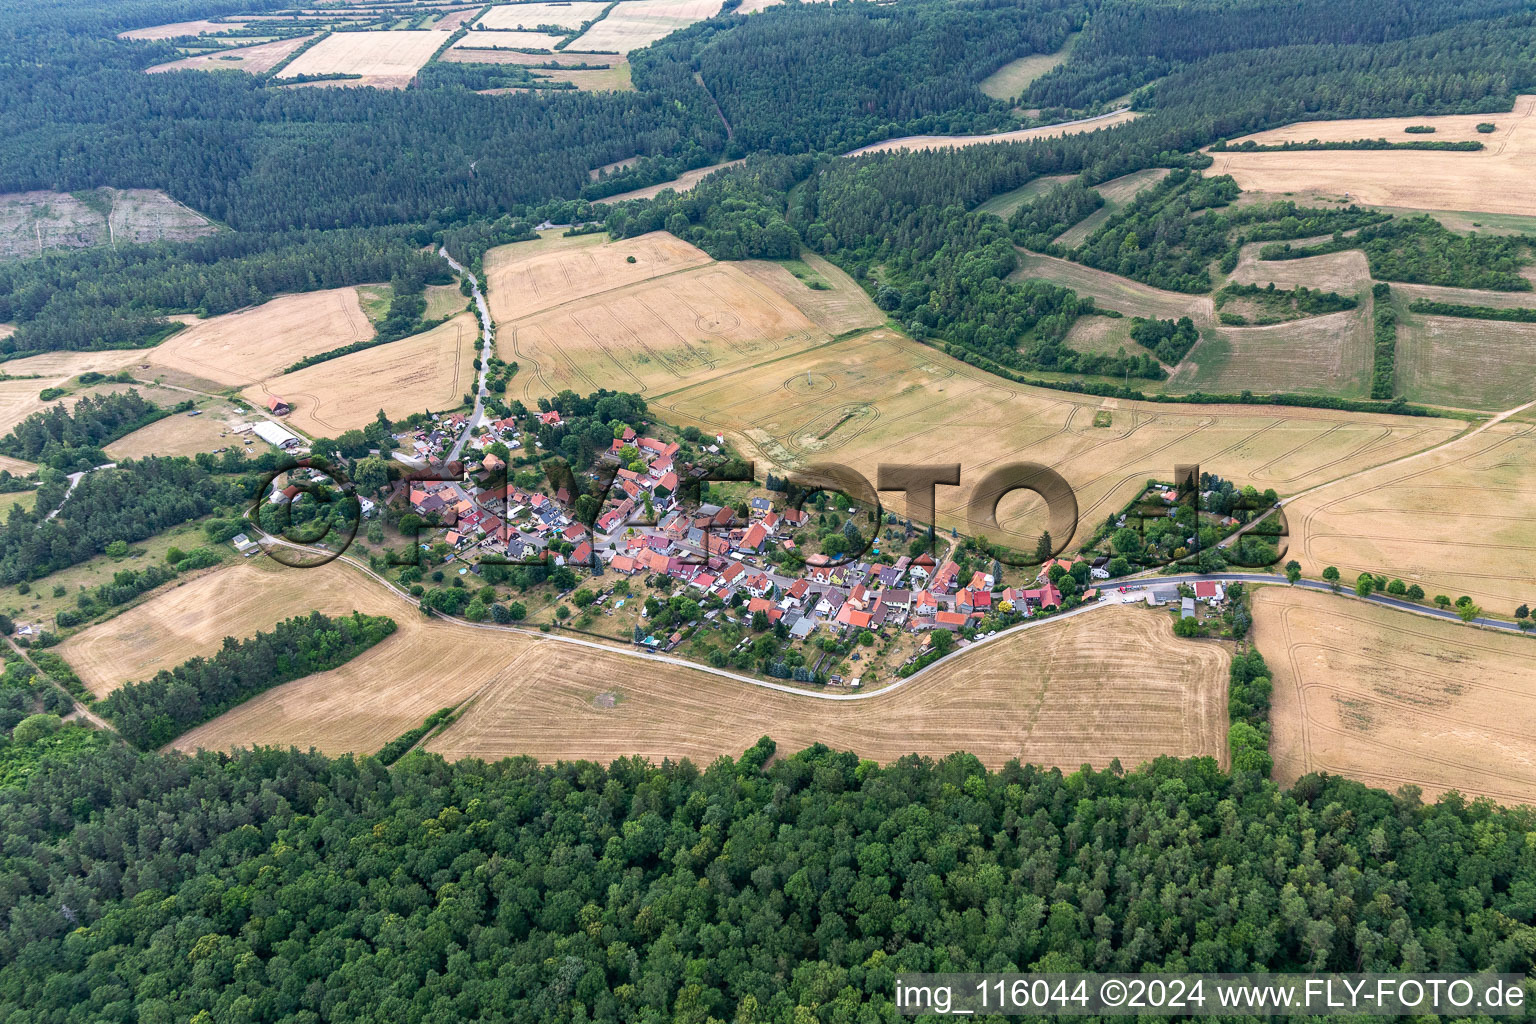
[45,462,115,521]
[439,247,494,464]
[6,637,116,733]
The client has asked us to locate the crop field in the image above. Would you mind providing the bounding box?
[1255,586,1536,803]
[443,46,611,65]
[0,189,214,261]
[484,230,711,322]
[147,34,317,75]
[1395,314,1536,410]
[1226,244,1370,294]
[1392,282,1536,310]
[1010,251,1213,322]
[247,311,477,435]
[119,19,249,39]
[423,282,467,320]
[426,606,1229,769]
[652,329,1462,553]
[450,29,567,51]
[432,8,480,30]
[1211,94,1536,217]
[277,30,443,87]
[1051,167,1170,248]
[733,254,885,335]
[978,34,1077,102]
[1064,315,1157,361]
[1285,420,1536,611]
[497,251,831,401]
[568,0,724,53]
[844,109,1138,157]
[148,287,374,387]
[526,64,634,91]
[599,159,744,202]
[1170,308,1373,397]
[475,2,608,30]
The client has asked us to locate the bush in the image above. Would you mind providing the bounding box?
[1476,122,1497,133]
[11,713,62,745]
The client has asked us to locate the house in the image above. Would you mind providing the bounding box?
[912,590,938,617]
[1181,597,1197,619]
[609,554,639,574]
[785,579,811,606]
[934,610,971,630]
[931,560,960,594]
[229,533,260,557]
[268,483,300,505]
[738,522,768,552]
[749,497,773,517]
[537,410,563,426]
[967,570,994,591]
[834,604,875,630]
[1194,580,1225,602]
[266,395,291,415]
[788,616,817,640]
[1147,585,1180,606]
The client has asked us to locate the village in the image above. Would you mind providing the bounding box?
[365,407,1242,690]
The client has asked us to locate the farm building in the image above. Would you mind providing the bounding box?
[266,394,291,415]
[250,420,302,449]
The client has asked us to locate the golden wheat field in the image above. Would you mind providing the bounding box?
[148,287,375,387]
[1395,313,1536,410]
[1256,586,1536,804]
[1211,95,1536,216]
[651,329,1464,554]
[1284,419,1536,610]
[450,29,567,51]
[245,312,477,435]
[484,231,711,322]
[147,34,317,75]
[1171,307,1374,397]
[426,605,1229,769]
[276,30,443,88]
[475,2,608,30]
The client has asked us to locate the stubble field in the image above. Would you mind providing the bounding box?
[844,108,1138,157]
[568,0,725,53]
[475,3,608,30]
[1170,307,1373,397]
[276,30,443,87]
[426,605,1230,769]
[147,286,374,387]
[1284,419,1536,611]
[1256,586,1536,804]
[1211,95,1536,217]
[147,34,316,75]
[651,329,1463,554]
[246,311,477,434]
[1395,313,1536,410]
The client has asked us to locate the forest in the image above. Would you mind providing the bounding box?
[1261,216,1535,291]
[2,738,1535,1022]
[98,610,398,749]
[0,390,176,470]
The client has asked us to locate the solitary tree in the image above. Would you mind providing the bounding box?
[1456,601,1482,623]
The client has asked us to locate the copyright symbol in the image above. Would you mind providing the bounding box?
[1101,980,1127,1007]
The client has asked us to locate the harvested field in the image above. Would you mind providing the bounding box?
[651,329,1463,554]
[1285,421,1536,610]
[475,2,608,29]
[276,30,442,87]
[423,282,467,320]
[245,312,477,435]
[450,29,566,51]
[498,251,828,401]
[1053,167,1170,249]
[1170,308,1373,397]
[1395,314,1536,410]
[55,558,520,756]
[443,46,612,65]
[1064,315,1157,361]
[147,34,316,75]
[734,253,885,335]
[529,64,633,91]
[432,8,479,29]
[483,230,710,322]
[0,189,214,261]
[1,350,143,378]
[147,287,374,387]
[1256,586,1536,804]
[1392,282,1536,310]
[426,605,1229,769]
[568,0,724,53]
[1010,251,1213,322]
[845,108,1137,157]
[1226,244,1370,294]
[1211,95,1536,217]
[978,34,1077,102]
[598,159,744,202]
[120,19,248,39]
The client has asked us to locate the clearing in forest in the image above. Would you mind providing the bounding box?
[1225,245,1371,294]
[245,311,478,435]
[276,30,443,88]
[1052,167,1170,249]
[845,108,1137,157]
[1169,308,1373,398]
[568,0,725,53]
[147,287,375,387]
[978,33,1078,102]
[475,3,608,30]
[426,605,1229,769]
[104,398,245,461]
[1256,586,1536,804]
[650,329,1462,555]
[0,189,215,261]
[119,19,250,39]
[1395,313,1536,411]
[1010,250,1213,323]
[1284,420,1536,611]
[488,233,845,402]
[147,34,317,75]
[597,160,745,202]
[1210,95,1536,217]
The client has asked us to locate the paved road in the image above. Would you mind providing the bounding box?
[1118,572,1530,634]
[440,247,494,464]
